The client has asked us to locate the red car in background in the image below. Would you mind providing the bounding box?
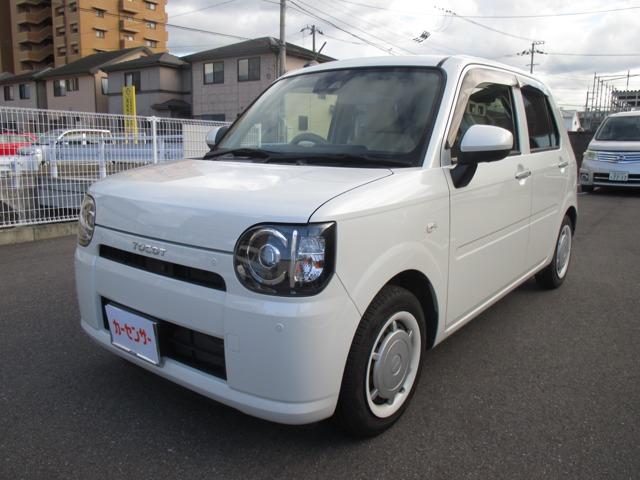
[0,132,37,155]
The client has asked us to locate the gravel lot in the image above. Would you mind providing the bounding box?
[1,190,639,479]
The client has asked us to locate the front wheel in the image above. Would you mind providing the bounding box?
[535,215,573,289]
[334,286,425,437]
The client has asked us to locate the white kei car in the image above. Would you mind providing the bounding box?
[76,55,577,436]
[580,111,640,190]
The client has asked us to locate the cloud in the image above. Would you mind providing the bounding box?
[166,0,640,109]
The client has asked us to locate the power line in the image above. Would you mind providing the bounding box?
[295,0,416,54]
[287,0,401,54]
[331,0,640,19]
[170,0,237,19]
[436,7,539,42]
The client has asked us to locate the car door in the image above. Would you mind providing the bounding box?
[517,83,570,267]
[443,68,532,328]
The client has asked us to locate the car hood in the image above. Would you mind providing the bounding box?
[91,159,392,251]
[588,139,640,151]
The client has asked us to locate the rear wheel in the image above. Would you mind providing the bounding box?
[334,285,425,437]
[535,215,573,289]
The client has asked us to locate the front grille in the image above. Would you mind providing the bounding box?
[596,151,640,163]
[100,245,226,291]
[159,322,226,379]
[593,173,640,184]
[102,299,227,380]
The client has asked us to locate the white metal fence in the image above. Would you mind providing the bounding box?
[0,106,229,228]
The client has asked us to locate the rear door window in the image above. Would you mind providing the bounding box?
[521,86,560,151]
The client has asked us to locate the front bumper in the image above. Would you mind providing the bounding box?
[580,158,640,188]
[75,225,362,425]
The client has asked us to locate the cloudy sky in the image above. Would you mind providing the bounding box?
[165,0,640,110]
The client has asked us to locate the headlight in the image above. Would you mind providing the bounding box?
[78,194,96,246]
[583,149,597,161]
[234,222,336,296]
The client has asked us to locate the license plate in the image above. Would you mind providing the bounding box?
[105,304,161,365]
[609,171,628,182]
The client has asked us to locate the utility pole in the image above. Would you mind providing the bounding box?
[278,0,286,77]
[301,24,324,53]
[517,40,545,74]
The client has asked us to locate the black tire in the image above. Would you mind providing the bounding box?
[581,185,594,193]
[535,215,573,290]
[334,285,426,437]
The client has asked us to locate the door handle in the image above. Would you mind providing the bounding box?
[558,160,569,168]
[515,169,532,180]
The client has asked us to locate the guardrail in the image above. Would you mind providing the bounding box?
[0,106,229,228]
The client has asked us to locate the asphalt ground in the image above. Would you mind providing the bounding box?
[1,190,639,480]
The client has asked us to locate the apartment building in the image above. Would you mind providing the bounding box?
[0,0,168,74]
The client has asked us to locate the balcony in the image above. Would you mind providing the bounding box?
[15,8,51,26]
[20,45,53,63]
[120,0,142,14]
[120,18,140,33]
[120,38,142,49]
[141,28,167,43]
[16,28,52,44]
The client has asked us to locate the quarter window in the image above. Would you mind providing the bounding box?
[452,83,519,158]
[521,86,560,151]
[238,57,260,82]
[204,62,224,84]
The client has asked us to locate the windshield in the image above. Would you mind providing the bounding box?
[217,67,443,167]
[595,116,640,141]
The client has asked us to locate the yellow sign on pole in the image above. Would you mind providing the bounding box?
[122,85,137,138]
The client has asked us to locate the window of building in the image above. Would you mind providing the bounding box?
[56,26,65,36]
[66,78,79,92]
[55,6,65,16]
[124,34,134,41]
[71,44,79,55]
[19,24,31,33]
[124,71,141,92]
[20,44,33,51]
[238,57,260,82]
[57,46,66,56]
[69,2,77,12]
[19,84,30,100]
[70,23,78,34]
[95,29,106,38]
[145,21,157,29]
[4,86,14,101]
[204,62,224,84]
[521,86,560,151]
[94,8,105,17]
[145,39,158,48]
[53,79,66,97]
[101,77,109,95]
[145,1,157,10]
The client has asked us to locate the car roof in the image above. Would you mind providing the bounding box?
[606,110,640,118]
[280,54,549,93]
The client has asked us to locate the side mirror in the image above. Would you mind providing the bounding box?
[205,126,229,150]
[458,124,513,165]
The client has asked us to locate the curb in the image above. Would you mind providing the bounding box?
[0,221,77,246]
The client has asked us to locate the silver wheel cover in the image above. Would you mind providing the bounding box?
[555,224,572,279]
[365,311,422,418]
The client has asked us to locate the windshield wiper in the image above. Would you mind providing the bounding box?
[259,153,412,168]
[204,148,275,160]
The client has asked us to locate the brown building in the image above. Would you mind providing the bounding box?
[0,0,168,74]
